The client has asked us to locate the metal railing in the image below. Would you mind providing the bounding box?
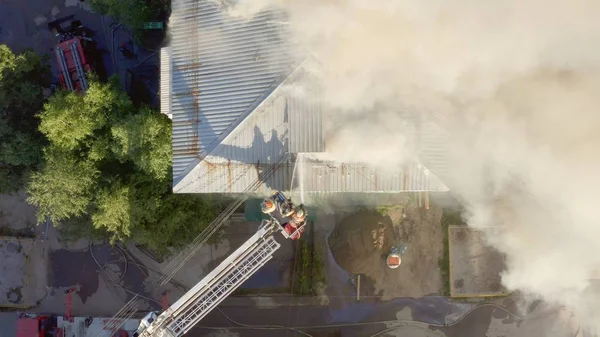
[55,46,74,91]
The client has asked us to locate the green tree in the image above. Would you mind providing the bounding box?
[90,0,168,39]
[28,77,218,256]
[27,147,99,223]
[0,45,50,193]
[138,193,220,252]
[37,77,129,150]
[110,108,172,182]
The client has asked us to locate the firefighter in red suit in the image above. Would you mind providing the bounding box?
[283,207,307,240]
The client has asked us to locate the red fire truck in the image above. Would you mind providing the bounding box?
[54,37,93,93]
[49,19,95,93]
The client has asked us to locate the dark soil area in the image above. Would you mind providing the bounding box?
[328,211,394,276]
[328,202,444,300]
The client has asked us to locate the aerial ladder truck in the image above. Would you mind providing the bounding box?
[133,191,308,337]
[49,18,94,93]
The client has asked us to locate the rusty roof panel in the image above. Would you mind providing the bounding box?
[174,159,293,194]
[293,159,449,193]
[169,0,297,182]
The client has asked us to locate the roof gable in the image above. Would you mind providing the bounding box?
[167,0,298,180]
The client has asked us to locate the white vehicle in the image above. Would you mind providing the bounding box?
[133,192,308,337]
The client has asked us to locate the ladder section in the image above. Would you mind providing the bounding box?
[142,223,282,337]
[55,47,74,91]
[69,41,89,91]
[167,236,280,336]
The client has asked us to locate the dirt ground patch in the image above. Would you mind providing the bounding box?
[0,192,38,230]
[449,226,506,297]
[329,199,444,299]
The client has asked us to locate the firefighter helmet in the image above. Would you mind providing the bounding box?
[261,199,276,214]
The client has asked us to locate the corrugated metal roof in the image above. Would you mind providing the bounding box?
[172,66,449,193]
[393,111,451,184]
[206,92,289,165]
[416,121,450,180]
[174,65,322,193]
[173,78,293,193]
[285,67,324,153]
[167,0,450,194]
[160,47,173,119]
[288,89,324,153]
[294,158,449,193]
[169,0,298,179]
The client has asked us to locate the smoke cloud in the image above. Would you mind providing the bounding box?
[224,0,600,333]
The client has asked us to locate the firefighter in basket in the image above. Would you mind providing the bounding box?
[261,198,276,214]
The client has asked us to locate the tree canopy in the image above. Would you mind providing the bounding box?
[90,0,169,39]
[27,77,218,255]
[0,45,49,193]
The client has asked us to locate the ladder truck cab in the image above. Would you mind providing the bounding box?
[133,191,307,337]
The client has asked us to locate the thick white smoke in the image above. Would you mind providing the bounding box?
[224,0,600,333]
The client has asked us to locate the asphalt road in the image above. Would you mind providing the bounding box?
[0,0,110,76]
[189,301,578,337]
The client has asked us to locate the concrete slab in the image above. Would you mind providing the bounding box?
[449,226,507,297]
[0,237,33,308]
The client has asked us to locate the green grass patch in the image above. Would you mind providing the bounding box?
[375,205,403,215]
[439,217,451,296]
[292,236,326,296]
[232,287,290,296]
[451,294,511,302]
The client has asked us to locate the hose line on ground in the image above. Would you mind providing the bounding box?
[89,242,160,305]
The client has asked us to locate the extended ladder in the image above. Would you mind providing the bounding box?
[55,46,74,91]
[69,40,89,91]
[141,221,281,337]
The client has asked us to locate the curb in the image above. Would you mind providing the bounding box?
[221,296,324,307]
